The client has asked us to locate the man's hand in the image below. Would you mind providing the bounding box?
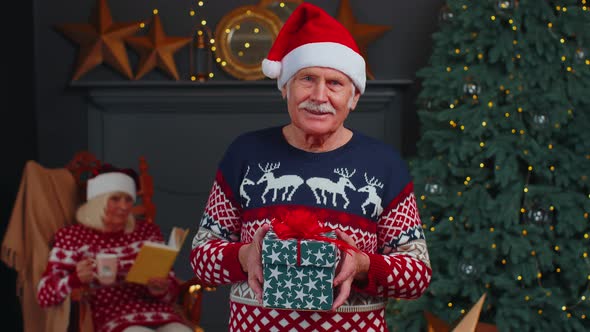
[76,258,95,284]
[332,230,370,311]
[146,277,171,297]
[238,223,271,304]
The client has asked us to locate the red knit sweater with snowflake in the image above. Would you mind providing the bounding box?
[37,220,184,332]
[190,127,432,331]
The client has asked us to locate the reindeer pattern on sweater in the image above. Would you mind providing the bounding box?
[224,127,411,222]
[241,161,386,216]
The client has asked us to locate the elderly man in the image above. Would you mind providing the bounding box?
[190,3,431,331]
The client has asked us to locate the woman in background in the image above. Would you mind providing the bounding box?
[37,165,192,332]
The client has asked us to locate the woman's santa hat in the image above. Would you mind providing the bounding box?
[261,3,366,94]
[86,164,138,201]
[77,164,139,230]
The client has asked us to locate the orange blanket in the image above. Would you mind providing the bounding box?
[1,160,79,332]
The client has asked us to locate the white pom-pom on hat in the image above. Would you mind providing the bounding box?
[262,59,282,78]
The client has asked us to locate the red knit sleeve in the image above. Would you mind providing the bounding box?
[353,182,432,299]
[37,226,86,307]
[190,171,248,286]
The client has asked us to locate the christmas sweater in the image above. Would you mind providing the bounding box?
[37,220,184,332]
[190,126,432,332]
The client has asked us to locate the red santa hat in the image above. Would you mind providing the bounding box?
[86,164,138,201]
[261,3,366,94]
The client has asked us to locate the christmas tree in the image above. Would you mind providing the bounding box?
[387,1,589,331]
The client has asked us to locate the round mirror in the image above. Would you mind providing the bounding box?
[215,6,283,80]
[227,20,273,66]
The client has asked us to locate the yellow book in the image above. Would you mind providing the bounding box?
[126,227,189,285]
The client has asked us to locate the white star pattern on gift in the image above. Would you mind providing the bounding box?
[268,266,283,280]
[262,234,337,311]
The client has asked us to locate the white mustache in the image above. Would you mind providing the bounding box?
[298,100,336,115]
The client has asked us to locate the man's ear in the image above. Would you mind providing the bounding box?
[349,89,361,111]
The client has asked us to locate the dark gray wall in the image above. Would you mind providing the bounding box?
[35,0,445,167]
[0,0,445,331]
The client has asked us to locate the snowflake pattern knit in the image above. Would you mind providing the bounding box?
[37,221,184,332]
[191,126,432,332]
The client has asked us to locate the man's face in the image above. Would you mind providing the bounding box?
[282,67,360,137]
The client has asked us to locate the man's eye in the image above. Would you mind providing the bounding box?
[329,80,342,86]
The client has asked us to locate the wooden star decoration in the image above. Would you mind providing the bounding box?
[55,0,141,80]
[424,293,498,332]
[125,13,192,80]
[335,0,391,80]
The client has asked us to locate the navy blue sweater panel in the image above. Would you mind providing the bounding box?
[218,126,412,221]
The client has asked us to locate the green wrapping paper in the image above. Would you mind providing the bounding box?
[262,229,338,311]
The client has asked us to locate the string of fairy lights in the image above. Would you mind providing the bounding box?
[421,0,589,322]
[188,0,215,80]
[187,1,287,81]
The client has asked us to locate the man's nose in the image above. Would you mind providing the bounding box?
[310,81,328,103]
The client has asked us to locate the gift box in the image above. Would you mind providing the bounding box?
[262,228,338,311]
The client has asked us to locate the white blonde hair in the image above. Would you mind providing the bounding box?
[76,192,135,233]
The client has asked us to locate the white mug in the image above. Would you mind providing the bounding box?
[96,253,118,285]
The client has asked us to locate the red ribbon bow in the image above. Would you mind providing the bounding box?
[270,209,360,265]
[271,210,330,240]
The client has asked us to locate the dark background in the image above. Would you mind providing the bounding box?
[1,0,444,330]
